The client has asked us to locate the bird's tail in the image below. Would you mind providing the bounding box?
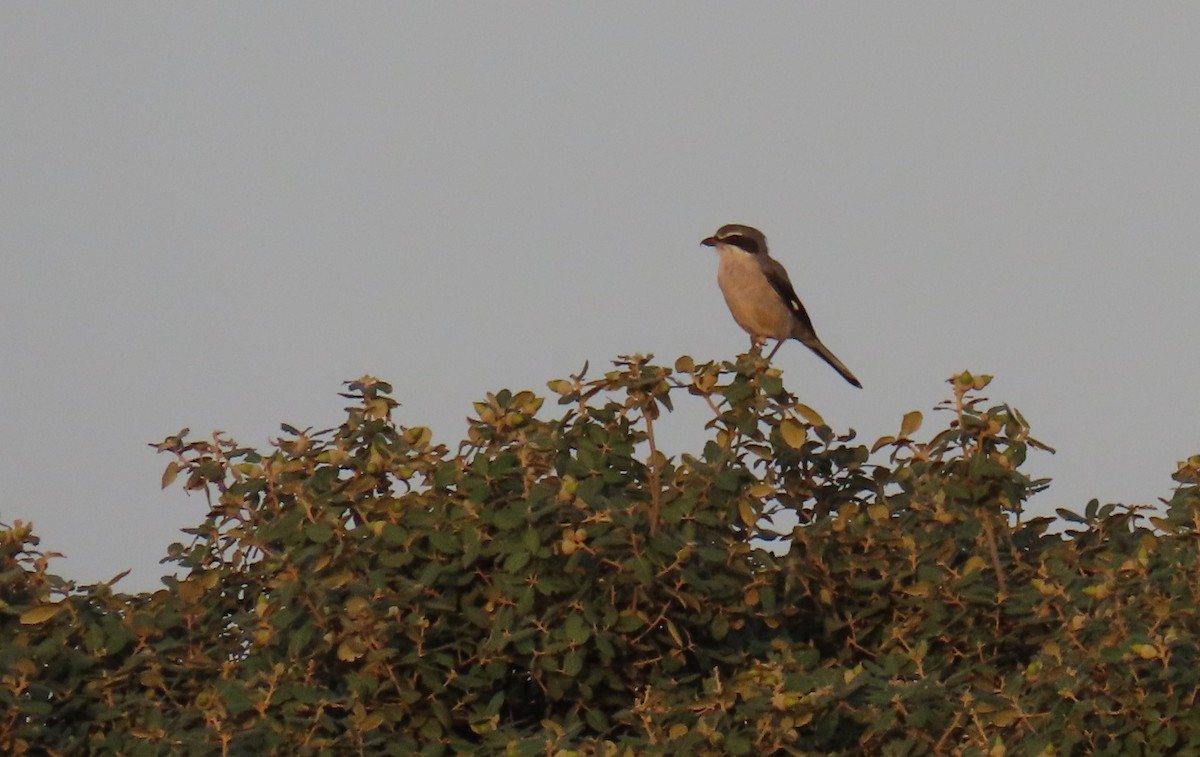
[799,336,862,388]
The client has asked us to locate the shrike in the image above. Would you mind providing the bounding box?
[701,224,861,388]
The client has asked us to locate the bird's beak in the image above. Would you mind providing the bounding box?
[700,236,717,247]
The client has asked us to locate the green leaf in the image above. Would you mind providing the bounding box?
[723,380,753,403]
[759,374,784,395]
[305,523,333,544]
[428,531,459,554]
[504,550,530,572]
[521,528,541,553]
[780,419,808,449]
[712,614,729,640]
[795,403,825,426]
[564,613,590,644]
[585,707,609,732]
[160,461,180,489]
[563,650,584,677]
[433,464,459,488]
[20,604,61,625]
[216,681,253,716]
[615,614,643,632]
[632,559,654,585]
[493,506,526,531]
[759,586,777,614]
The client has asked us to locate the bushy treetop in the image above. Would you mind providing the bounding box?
[3,353,1200,755]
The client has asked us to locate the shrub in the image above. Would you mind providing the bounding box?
[3,353,1199,755]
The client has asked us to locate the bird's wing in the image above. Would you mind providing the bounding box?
[762,255,862,388]
[759,256,816,335]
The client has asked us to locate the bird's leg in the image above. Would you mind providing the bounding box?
[766,340,784,361]
[749,335,766,354]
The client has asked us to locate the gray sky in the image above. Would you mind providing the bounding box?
[3,5,1198,591]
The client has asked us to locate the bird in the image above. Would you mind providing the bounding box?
[700,223,862,388]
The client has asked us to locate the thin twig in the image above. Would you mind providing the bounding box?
[980,512,1008,597]
[645,409,662,534]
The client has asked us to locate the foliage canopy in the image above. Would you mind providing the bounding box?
[4,353,1200,755]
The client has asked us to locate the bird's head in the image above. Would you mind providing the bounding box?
[701,224,767,254]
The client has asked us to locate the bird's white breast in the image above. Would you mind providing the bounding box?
[715,246,794,339]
